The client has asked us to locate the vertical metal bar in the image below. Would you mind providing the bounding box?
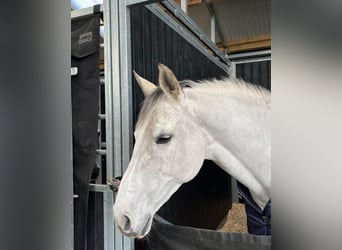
[181,0,188,13]
[119,0,134,173]
[103,0,122,249]
[229,61,236,79]
[103,188,115,250]
[103,0,135,249]
[204,1,227,51]
[104,0,123,180]
[210,13,215,43]
[158,0,229,65]
[118,1,134,249]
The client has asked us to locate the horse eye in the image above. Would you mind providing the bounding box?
[156,135,172,144]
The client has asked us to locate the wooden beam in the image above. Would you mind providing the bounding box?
[217,35,271,53]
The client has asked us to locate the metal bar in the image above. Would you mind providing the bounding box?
[117,2,135,249]
[71,4,104,19]
[103,1,118,248]
[161,0,229,64]
[96,149,107,155]
[103,189,114,250]
[103,0,121,181]
[146,4,229,73]
[118,0,134,174]
[204,1,227,50]
[181,0,188,13]
[98,114,106,120]
[229,61,236,79]
[234,57,272,65]
[125,0,160,7]
[103,0,135,248]
[210,13,215,43]
[89,184,111,193]
[228,49,271,60]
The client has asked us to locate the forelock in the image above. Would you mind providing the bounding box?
[136,87,164,129]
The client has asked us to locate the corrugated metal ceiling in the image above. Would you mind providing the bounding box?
[188,0,271,43]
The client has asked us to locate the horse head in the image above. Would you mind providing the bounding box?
[113,64,207,238]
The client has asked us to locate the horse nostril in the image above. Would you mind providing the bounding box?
[123,214,131,232]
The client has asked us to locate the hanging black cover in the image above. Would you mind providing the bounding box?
[144,215,271,250]
[71,13,100,250]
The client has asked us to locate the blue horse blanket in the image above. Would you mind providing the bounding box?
[237,182,271,235]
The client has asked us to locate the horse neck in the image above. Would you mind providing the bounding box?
[184,85,271,209]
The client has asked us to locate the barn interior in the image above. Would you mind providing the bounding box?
[71,1,271,249]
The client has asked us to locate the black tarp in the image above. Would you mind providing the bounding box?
[71,12,101,250]
[144,215,271,250]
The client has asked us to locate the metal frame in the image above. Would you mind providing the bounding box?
[204,1,227,51]
[160,0,229,65]
[71,5,104,19]
[228,49,271,61]
[145,4,228,72]
[229,50,271,75]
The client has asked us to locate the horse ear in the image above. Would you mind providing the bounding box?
[133,70,157,97]
[158,63,183,101]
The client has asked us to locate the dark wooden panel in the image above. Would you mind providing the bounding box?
[260,61,269,89]
[236,60,271,90]
[252,61,260,85]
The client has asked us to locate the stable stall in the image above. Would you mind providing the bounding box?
[70,1,271,249]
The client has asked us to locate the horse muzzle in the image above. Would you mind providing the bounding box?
[114,210,153,238]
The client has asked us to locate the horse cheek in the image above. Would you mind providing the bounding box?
[177,137,205,182]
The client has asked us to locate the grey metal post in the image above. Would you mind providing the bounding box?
[103,0,122,249]
[103,0,120,182]
[210,13,215,43]
[117,1,135,249]
[104,188,115,250]
[204,1,227,52]
[181,0,188,13]
[119,0,134,174]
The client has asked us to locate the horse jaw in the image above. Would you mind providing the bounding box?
[113,166,183,238]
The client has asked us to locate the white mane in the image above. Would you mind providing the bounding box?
[181,78,271,105]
